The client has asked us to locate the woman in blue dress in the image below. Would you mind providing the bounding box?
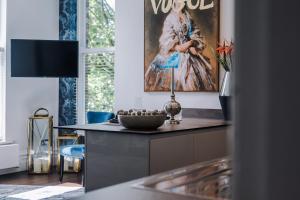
[145,0,216,91]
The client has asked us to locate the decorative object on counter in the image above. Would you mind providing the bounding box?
[118,109,167,130]
[216,41,234,121]
[27,108,53,174]
[109,116,119,124]
[109,110,123,124]
[164,67,182,124]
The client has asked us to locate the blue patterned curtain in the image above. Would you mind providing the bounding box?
[59,0,77,126]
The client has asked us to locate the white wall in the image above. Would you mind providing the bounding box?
[115,0,235,111]
[0,0,7,142]
[5,0,59,168]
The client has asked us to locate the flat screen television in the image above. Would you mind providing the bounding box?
[11,39,78,77]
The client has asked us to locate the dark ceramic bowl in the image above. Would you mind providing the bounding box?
[118,114,166,130]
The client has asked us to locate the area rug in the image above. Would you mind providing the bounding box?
[0,184,84,200]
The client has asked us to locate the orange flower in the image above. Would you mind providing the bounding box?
[224,45,233,54]
[215,40,234,72]
[224,41,234,54]
[216,42,226,54]
[216,46,225,54]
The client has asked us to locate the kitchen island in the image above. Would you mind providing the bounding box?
[55,118,229,192]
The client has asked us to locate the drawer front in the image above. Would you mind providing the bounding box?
[150,127,229,175]
[194,127,228,163]
[85,131,149,192]
[150,134,194,175]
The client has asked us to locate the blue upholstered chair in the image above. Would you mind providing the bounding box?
[86,111,115,124]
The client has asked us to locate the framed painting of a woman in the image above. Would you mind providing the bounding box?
[144,0,219,92]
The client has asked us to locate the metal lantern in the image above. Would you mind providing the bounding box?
[27,108,53,174]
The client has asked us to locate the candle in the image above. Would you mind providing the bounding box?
[64,158,69,171]
[33,158,41,173]
[74,159,81,172]
[41,157,49,172]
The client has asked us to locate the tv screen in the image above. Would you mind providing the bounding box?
[11,39,78,77]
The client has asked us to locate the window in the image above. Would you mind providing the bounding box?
[0,0,6,141]
[78,0,115,122]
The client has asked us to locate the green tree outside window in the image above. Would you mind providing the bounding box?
[85,0,115,112]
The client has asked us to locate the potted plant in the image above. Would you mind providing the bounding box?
[216,41,234,120]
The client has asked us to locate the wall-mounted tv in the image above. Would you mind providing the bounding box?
[11,39,78,77]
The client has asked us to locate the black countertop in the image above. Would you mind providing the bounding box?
[76,181,203,200]
[74,181,204,200]
[73,158,231,200]
[54,118,227,135]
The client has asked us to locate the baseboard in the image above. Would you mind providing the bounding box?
[0,167,22,176]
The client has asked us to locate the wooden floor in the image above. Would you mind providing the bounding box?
[0,170,82,186]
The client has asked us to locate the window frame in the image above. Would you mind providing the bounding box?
[0,0,6,141]
[77,0,115,124]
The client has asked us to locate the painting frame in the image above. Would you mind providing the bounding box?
[144,0,220,92]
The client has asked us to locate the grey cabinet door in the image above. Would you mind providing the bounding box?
[149,127,229,175]
[193,127,228,163]
[85,131,149,192]
[150,134,195,175]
